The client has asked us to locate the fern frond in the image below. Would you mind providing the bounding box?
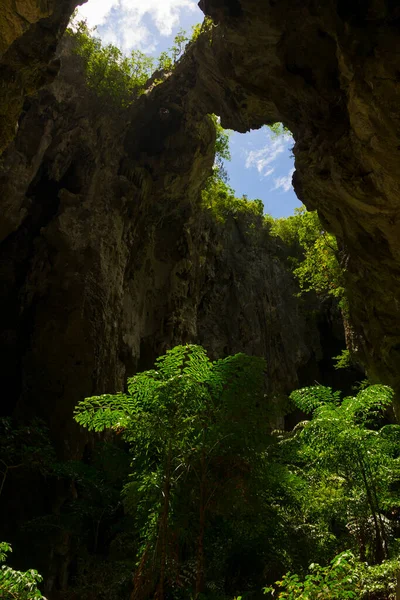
[74,393,130,432]
[290,386,341,413]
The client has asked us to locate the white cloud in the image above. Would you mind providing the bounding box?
[77,0,118,29]
[245,132,292,178]
[272,168,295,193]
[77,0,198,52]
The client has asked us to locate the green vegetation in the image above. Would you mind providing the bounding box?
[74,349,400,599]
[3,23,394,598]
[270,206,345,305]
[201,177,264,223]
[264,551,399,599]
[67,16,213,108]
[333,348,352,370]
[211,114,231,183]
[0,542,45,599]
[74,345,268,599]
[73,353,400,600]
[200,115,266,224]
[268,205,351,368]
[288,384,399,564]
[266,122,291,137]
[67,13,267,231]
[262,383,400,599]
[200,122,344,306]
[2,347,399,599]
[68,13,343,307]
[0,420,49,599]
[68,19,155,107]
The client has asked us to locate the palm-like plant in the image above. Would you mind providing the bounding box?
[75,344,266,599]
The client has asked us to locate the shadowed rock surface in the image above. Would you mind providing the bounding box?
[1,1,389,591]
[190,0,400,401]
[0,46,354,590]
[1,0,399,401]
[0,0,80,153]
[0,46,337,451]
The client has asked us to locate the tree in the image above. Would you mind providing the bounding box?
[209,114,231,184]
[270,206,345,307]
[201,177,264,223]
[266,122,291,138]
[74,345,266,600]
[288,384,399,564]
[69,18,215,108]
[69,20,155,107]
[157,29,189,72]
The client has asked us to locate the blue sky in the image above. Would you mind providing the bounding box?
[77,0,301,217]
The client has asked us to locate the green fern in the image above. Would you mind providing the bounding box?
[287,383,399,564]
[74,344,266,597]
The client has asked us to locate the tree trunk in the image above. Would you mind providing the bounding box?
[156,446,172,600]
[195,449,207,599]
[357,455,385,563]
[131,543,150,600]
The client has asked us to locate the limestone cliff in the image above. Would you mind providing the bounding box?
[0,9,366,591]
[0,45,336,453]
[0,0,79,154]
[190,0,400,402]
[2,0,399,405]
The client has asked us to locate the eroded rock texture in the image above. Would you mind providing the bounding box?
[190,0,400,400]
[0,4,376,588]
[1,1,400,399]
[0,0,80,154]
[0,46,337,455]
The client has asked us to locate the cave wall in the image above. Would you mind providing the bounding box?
[0,5,372,589]
[189,0,400,401]
[0,42,337,456]
[1,0,400,402]
[0,0,80,154]
[0,43,215,452]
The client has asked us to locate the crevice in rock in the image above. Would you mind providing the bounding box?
[0,165,62,415]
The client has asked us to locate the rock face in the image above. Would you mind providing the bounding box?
[1,0,400,405]
[0,45,336,455]
[190,0,400,403]
[0,5,372,591]
[0,0,79,154]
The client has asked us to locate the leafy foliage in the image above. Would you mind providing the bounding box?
[68,16,214,108]
[191,16,214,43]
[4,371,399,600]
[210,114,231,184]
[68,16,267,230]
[264,551,399,599]
[333,348,352,370]
[75,345,267,599]
[68,19,155,107]
[0,542,46,600]
[266,123,291,137]
[201,177,264,223]
[270,206,345,307]
[199,117,266,225]
[287,384,399,565]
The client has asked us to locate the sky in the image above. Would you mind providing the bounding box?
[76,0,301,218]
